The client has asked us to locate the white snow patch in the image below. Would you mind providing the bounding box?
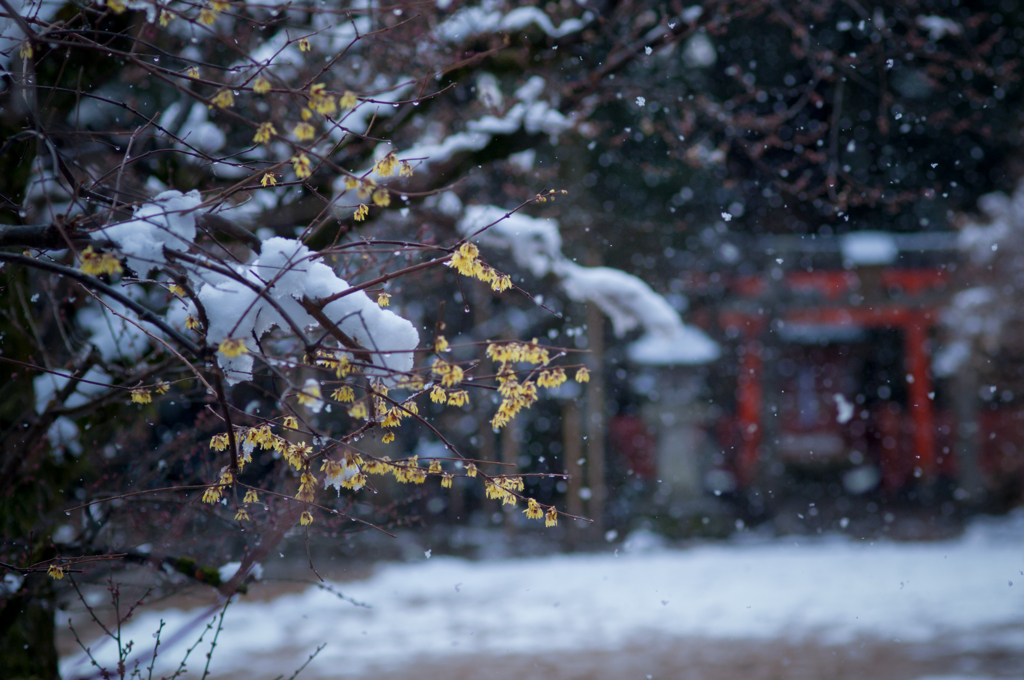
[61,514,1024,679]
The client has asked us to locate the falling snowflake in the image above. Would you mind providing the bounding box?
[645,46,652,55]
[636,96,646,107]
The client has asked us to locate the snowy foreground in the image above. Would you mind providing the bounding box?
[61,516,1024,679]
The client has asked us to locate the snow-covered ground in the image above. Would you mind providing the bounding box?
[61,513,1024,680]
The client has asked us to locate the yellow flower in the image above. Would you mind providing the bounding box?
[187,66,200,79]
[399,161,414,178]
[537,368,567,389]
[186,316,200,331]
[447,242,480,277]
[429,459,442,474]
[243,489,259,503]
[47,564,65,580]
[298,38,311,52]
[348,401,368,419]
[293,121,316,141]
[211,89,234,109]
[19,42,32,59]
[234,507,250,521]
[282,416,298,430]
[575,367,591,383]
[430,385,447,404]
[218,338,248,357]
[545,506,558,527]
[308,85,337,116]
[198,7,217,24]
[253,121,276,144]
[340,91,358,110]
[465,463,477,478]
[300,511,314,526]
[331,386,354,402]
[300,108,313,121]
[435,336,449,353]
[253,76,271,94]
[79,246,122,276]
[168,284,186,296]
[372,189,391,207]
[446,390,469,407]
[261,173,277,188]
[441,472,453,488]
[490,271,512,292]
[158,9,174,26]
[292,153,312,179]
[130,388,152,405]
[354,204,369,221]
[155,381,170,395]
[375,153,398,178]
[211,0,228,11]
[377,292,390,307]
[525,498,543,520]
[210,433,229,451]
[107,0,126,13]
[382,432,395,444]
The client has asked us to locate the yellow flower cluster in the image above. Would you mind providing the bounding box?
[243,489,260,503]
[158,10,174,26]
[79,247,122,276]
[253,122,276,144]
[372,189,390,207]
[218,338,247,357]
[431,360,465,388]
[253,76,271,95]
[445,242,512,292]
[428,460,442,474]
[447,390,469,407]
[491,374,538,430]
[392,456,427,484]
[375,153,398,178]
[296,471,318,502]
[331,385,355,402]
[47,564,65,580]
[348,401,369,419]
[155,381,170,395]
[202,470,234,504]
[211,89,234,109]
[339,91,358,110]
[486,340,550,366]
[430,385,447,403]
[537,368,567,389]
[485,477,523,506]
[292,153,312,179]
[354,204,369,221]
[484,340,553,430]
[261,173,277,188]
[525,498,543,520]
[293,121,316,142]
[130,388,152,405]
[575,366,591,383]
[308,84,337,116]
[284,442,312,471]
[435,336,449,353]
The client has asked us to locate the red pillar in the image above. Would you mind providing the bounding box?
[736,339,763,486]
[904,316,936,479]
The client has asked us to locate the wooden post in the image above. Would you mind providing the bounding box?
[585,302,606,533]
[904,316,936,480]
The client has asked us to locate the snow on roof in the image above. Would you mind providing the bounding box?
[435,5,592,43]
[840,231,899,266]
[457,207,719,365]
